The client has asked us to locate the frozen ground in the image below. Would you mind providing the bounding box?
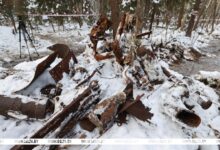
[0,23,220,150]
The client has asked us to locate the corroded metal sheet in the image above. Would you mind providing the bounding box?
[15,52,57,93]
[49,51,77,82]
[176,110,201,127]
[0,95,51,119]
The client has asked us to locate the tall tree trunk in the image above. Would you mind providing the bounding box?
[109,0,120,38]
[211,0,218,33]
[177,0,185,29]
[148,3,157,38]
[186,0,201,37]
[135,0,145,34]
[193,0,212,30]
[144,0,151,24]
[14,0,26,16]
[99,0,108,15]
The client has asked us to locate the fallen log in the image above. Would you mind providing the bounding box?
[11,80,101,150]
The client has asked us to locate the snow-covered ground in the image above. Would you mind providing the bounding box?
[0,23,220,150]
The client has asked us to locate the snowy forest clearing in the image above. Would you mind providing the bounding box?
[0,20,219,150]
[0,0,220,150]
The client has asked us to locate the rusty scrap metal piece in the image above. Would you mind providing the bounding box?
[48,43,75,59]
[136,31,152,39]
[112,40,124,66]
[161,66,172,78]
[200,100,212,110]
[11,81,100,150]
[40,84,56,96]
[79,118,96,132]
[15,52,58,93]
[118,94,153,122]
[136,46,155,61]
[183,101,195,110]
[94,53,114,61]
[116,13,126,38]
[76,64,104,88]
[88,92,126,132]
[176,110,201,127]
[49,51,77,82]
[90,15,112,52]
[0,95,52,119]
[122,100,153,122]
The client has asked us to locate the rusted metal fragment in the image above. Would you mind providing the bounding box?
[88,92,126,132]
[0,95,52,119]
[123,81,133,100]
[76,64,104,88]
[48,43,70,58]
[15,52,58,93]
[123,100,153,122]
[136,46,155,61]
[79,118,96,132]
[40,84,56,96]
[161,66,172,78]
[118,94,153,122]
[176,110,201,127]
[183,101,195,110]
[112,40,124,66]
[116,13,126,38]
[90,16,112,52]
[94,53,114,61]
[40,84,62,99]
[136,31,152,39]
[200,100,212,110]
[11,81,100,150]
[49,51,77,82]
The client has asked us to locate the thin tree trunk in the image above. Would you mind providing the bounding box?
[99,0,107,15]
[136,0,145,34]
[211,0,218,33]
[177,0,185,29]
[186,0,201,37]
[148,3,157,38]
[193,0,212,30]
[109,0,120,38]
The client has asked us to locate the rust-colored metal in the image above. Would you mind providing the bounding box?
[47,43,70,58]
[90,15,112,53]
[88,92,126,132]
[200,100,212,110]
[15,52,58,93]
[118,94,153,122]
[123,100,153,122]
[79,118,96,132]
[40,84,56,96]
[11,81,100,150]
[136,46,155,60]
[116,13,126,38]
[49,51,77,82]
[176,110,201,127]
[136,31,152,39]
[112,40,124,66]
[0,95,51,119]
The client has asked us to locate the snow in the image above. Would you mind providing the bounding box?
[0,18,220,150]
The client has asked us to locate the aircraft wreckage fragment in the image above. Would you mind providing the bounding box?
[0,44,78,120]
[16,44,78,93]
[0,95,53,119]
